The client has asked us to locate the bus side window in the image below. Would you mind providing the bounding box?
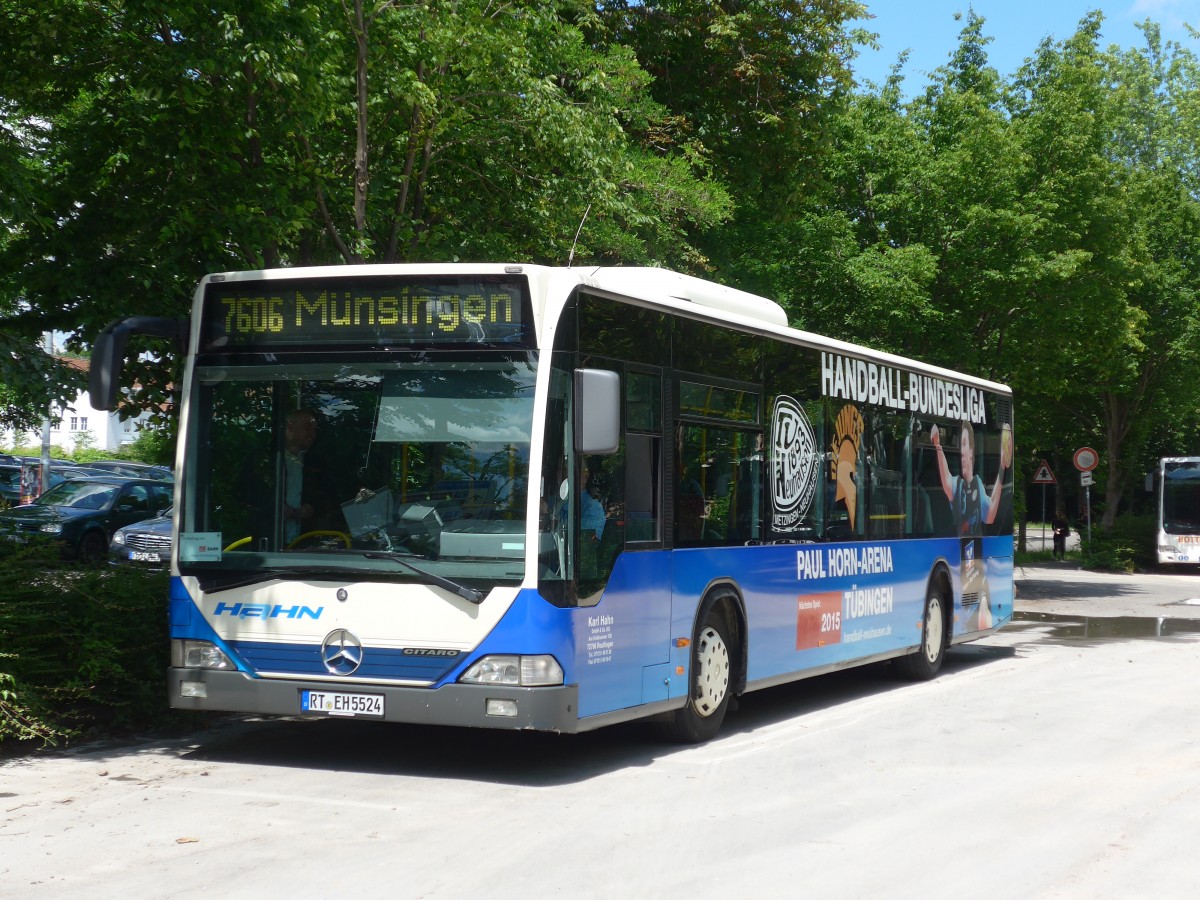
[914,425,956,537]
[579,452,622,585]
[626,433,659,542]
[865,415,905,539]
[675,423,762,546]
[625,370,662,545]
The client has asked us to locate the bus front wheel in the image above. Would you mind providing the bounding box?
[661,607,733,743]
[895,579,948,680]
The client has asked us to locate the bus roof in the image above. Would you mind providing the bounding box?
[198,263,1011,396]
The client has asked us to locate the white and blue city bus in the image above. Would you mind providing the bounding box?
[90,265,1015,742]
[1147,457,1200,565]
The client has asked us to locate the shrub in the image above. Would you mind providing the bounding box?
[69,447,117,464]
[0,541,183,751]
[118,427,175,467]
[0,666,63,746]
[1080,513,1156,573]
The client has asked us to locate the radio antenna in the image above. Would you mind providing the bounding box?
[567,203,591,267]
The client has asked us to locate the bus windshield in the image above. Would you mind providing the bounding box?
[1163,459,1200,534]
[180,351,537,584]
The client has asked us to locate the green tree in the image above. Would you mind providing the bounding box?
[596,0,870,291]
[310,0,730,265]
[1007,16,1200,527]
[726,12,1035,380]
[0,0,729,415]
[0,329,81,435]
[598,0,868,203]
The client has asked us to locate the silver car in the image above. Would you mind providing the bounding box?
[109,508,173,566]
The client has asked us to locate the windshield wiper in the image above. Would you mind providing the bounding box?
[197,566,364,594]
[360,551,485,604]
[193,557,485,603]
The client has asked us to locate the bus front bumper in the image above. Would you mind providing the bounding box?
[169,668,581,733]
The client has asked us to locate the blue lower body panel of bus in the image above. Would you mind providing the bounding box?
[167,534,1013,732]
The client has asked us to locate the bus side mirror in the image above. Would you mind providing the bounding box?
[1145,472,1154,492]
[575,368,620,455]
[89,329,122,412]
[89,316,189,411]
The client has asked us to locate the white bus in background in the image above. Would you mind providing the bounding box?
[1148,457,1200,565]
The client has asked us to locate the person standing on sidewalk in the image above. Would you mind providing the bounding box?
[1051,509,1071,560]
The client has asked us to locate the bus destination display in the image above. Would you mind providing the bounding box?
[202,278,530,349]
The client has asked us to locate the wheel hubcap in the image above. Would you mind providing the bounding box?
[924,594,944,663]
[693,625,730,717]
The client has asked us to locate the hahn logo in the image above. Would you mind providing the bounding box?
[770,395,818,531]
[213,602,323,620]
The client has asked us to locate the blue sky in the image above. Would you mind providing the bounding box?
[852,0,1200,90]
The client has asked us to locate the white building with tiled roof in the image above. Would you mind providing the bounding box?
[1,357,156,452]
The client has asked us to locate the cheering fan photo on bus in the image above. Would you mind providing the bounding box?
[931,419,1013,629]
[930,420,1013,528]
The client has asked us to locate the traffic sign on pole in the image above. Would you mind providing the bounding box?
[1073,447,1099,472]
[1032,461,1056,551]
[1033,461,1056,484]
[1081,470,1094,486]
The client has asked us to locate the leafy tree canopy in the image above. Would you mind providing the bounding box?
[5,2,1200,530]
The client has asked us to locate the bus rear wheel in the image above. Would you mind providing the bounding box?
[660,607,733,743]
[895,579,947,680]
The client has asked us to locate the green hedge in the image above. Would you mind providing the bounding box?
[3,427,174,468]
[1079,513,1157,573]
[0,541,184,750]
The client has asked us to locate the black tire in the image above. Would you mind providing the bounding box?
[660,606,733,743]
[895,578,948,680]
[78,530,108,566]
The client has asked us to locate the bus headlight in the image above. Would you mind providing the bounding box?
[174,639,233,670]
[460,655,564,686]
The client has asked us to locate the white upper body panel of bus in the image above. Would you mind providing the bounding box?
[190,263,1011,397]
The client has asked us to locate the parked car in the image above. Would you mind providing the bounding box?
[81,460,174,481]
[57,465,117,479]
[0,477,173,563]
[0,463,89,508]
[110,508,172,567]
[0,465,21,507]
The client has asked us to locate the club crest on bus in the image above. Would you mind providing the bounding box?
[771,395,818,531]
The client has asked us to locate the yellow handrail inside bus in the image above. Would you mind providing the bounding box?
[287,530,351,549]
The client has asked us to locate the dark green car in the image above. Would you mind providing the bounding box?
[0,477,173,564]
[0,464,21,508]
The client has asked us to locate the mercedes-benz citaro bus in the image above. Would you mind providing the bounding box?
[90,265,1014,742]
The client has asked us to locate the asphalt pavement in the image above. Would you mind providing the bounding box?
[1014,560,1200,620]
